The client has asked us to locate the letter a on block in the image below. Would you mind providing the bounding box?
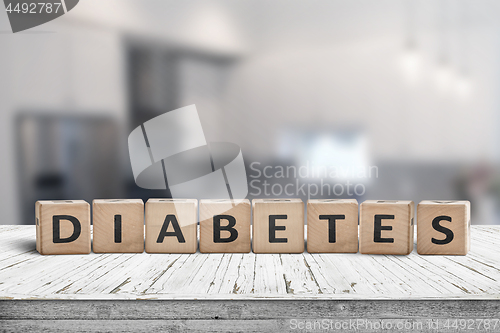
[145,199,197,253]
[417,200,470,255]
[35,200,91,255]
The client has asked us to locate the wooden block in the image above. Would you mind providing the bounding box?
[92,199,144,253]
[252,199,304,253]
[359,200,414,255]
[35,200,91,255]
[417,200,470,255]
[199,199,251,253]
[145,199,197,253]
[307,199,358,253]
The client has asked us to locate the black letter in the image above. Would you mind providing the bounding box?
[269,215,287,243]
[157,215,185,243]
[114,215,122,243]
[319,215,345,243]
[374,214,394,243]
[53,215,81,243]
[213,215,238,243]
[431,215,454,245]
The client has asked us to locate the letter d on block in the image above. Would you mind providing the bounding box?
[35,200,91,255]
[52,215,81,243]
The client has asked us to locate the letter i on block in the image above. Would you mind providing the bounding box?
[35,200,91,255]
[199,199,251,253]
[417,200,470,255]
[252,199,304,253]
[360,200,414,255]
[145,199,197,253]
[307,199,358,253]
[92,199,144,253]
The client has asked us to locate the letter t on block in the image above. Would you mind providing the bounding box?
[417,200,470,255]
[307,199,358,253]
[360,200,414,255]
[35,200,91,255]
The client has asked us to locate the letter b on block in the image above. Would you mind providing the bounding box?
[199,199,251,253]
[35,200,91,255]
[417,200,470,255]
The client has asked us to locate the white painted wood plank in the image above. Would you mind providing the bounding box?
[173,253,226,294]
[74,254,151,295]
[379,255,451,295]
[309,253,355,294]
[229,252,255,295]
[1,226,500,300]
[154,253,210,294]
[279,254,321,294]
[302,253,339,294]
[321,254,380,295]
[207,253,239,294]
[115,253,183,295]
[144,254,195,294]
[253,254,287,294]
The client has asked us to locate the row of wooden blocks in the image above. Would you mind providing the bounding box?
[35,199,470,255]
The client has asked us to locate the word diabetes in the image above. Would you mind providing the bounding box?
[35,199,470,255]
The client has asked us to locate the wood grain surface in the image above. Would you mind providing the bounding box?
[145,199,197,254]
[199,199,251,253]
[2,225,500,300]
[360,200,414,255]
[252,199,304,253]
[92,199,144,253]
[417,200,470,255]
[2,225,500,331]
[307,199,358,253]
[35,200,91,255]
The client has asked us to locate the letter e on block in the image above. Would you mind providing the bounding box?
[417,200,470,255]
[252,199,304,253]
[199,199,251,253]
[35,200,91,255]
[360,200,414,255]
[145,199,197,253]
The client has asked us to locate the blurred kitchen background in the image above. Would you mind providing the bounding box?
[1,0,499,225]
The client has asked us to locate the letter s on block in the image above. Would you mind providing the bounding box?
[431,215,454,245]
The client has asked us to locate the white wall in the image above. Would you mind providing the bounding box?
[222,27,500,162]
[0,10,127,224]
[2,0,500,224]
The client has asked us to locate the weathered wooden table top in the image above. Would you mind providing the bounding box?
[1,225,499,300]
